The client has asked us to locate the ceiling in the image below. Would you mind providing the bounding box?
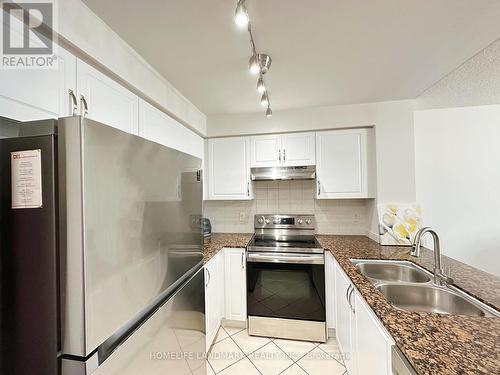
[82,0,500,115]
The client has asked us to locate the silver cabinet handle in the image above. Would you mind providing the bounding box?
[317,179,321,195]
[241,252,245,269]
[345,284,351,304]
[283,149,286,163]
[348,287,355,313]
[68,89,78,116]
[80,94,88,117]
[247,182,250,197]
[205,268,211,287]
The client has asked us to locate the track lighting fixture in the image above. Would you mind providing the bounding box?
[260,92,269,107]
[249,54,260,75]
[234,0,249,28]
[257,76,266,93]
[234,1,273,117]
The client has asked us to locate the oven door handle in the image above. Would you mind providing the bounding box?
[247,252,324,265]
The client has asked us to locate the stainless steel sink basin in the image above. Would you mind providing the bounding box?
[355,262,431,283]
[350,259,499,318]
[376,283,488,317]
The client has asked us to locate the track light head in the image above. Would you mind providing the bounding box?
[266,107,273,118]
[261,93,269,107]
[234,0,249,28]
[249,55,260,75]
[257,77,266,93]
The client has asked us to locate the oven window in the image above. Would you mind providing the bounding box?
[247,262,325,322]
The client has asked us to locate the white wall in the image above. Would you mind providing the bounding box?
[414,105,500,276]
[204,180,369,235]
[208,99,417,238]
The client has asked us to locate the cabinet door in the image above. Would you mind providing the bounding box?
[250,134,281,167]
[282,132,315,166]
[316,129,369,199]
[205,254,220,348]
[77,60,139,135]
[354,293,393,375]
[208,137,252,200]
[224,248,247,322]
[334,262,356,375]
[325,252,336,332]
[0,47,76,121]
[138,100,203,158]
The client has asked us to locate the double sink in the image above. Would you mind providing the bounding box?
[351,260,499,317]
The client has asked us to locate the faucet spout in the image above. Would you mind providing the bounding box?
[412,227,454,287]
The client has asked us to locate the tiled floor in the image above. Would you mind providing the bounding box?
[207,327,347,375]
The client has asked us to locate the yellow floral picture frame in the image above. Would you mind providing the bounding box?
[378,204,422,246]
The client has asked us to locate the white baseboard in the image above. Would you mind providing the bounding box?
[222,319,247,329]
[328,328,336,338]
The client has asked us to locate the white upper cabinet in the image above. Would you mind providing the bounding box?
[281,132,316,166]
[138,99,203,159]
[77,60,139,135]
[0,47,76,121]
[250,132,315,168]
[316,128,374,199]
[207,137,253,200]
[250,134,281,167]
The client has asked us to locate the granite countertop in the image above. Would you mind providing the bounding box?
[202,233,500,374]
[203,233,253,263]
[316,235,500,375]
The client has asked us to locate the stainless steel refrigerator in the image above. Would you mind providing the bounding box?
[0,116,206,375]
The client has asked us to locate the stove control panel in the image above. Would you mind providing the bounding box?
[254,214,315,229]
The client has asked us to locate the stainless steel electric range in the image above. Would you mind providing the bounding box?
[246,214,326,343]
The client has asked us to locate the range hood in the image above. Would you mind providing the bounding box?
[251,166,316,181]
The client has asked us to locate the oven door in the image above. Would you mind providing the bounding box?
[246,252,326,322]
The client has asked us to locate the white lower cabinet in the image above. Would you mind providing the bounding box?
[334,260,394,375]
[335,262,357,375]
[354,293,394,375]
[205,251,224,348]
[224,248,247,322]
[205,248,247,348]
[325,251,336,332]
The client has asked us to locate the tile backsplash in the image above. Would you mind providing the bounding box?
[203,180,370,234]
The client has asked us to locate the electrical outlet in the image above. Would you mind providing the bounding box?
[239,212,246,223]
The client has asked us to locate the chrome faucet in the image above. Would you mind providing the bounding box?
[412,227,454,286]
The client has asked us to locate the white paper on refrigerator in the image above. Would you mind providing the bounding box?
[11,149,43,209]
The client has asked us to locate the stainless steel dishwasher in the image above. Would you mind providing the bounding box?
[392,346,418,375]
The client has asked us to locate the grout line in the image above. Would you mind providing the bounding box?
[227,331,264,374]
[213,356,247,374]
[315,345,346,367]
